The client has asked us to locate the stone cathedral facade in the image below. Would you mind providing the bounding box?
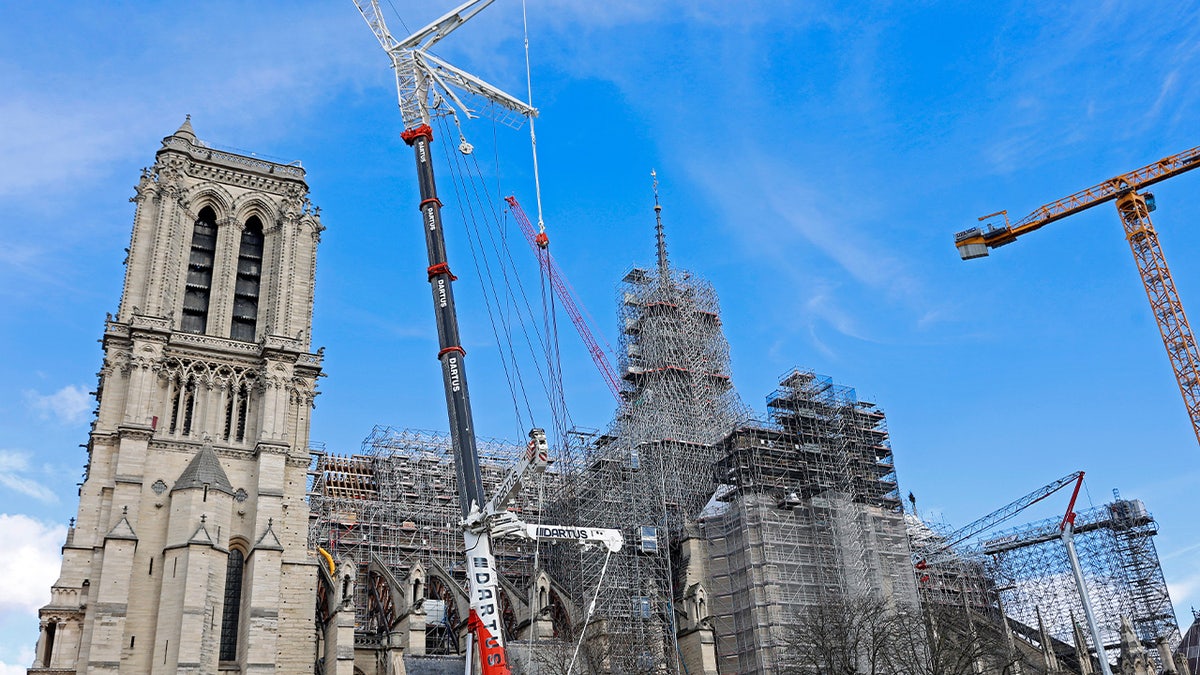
[30,119,325,674]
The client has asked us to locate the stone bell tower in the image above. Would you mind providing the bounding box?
[30,118,325,674]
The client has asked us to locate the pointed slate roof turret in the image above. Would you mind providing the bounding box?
[172,439,233,495]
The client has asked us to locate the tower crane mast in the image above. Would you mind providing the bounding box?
[954,145,1200,446]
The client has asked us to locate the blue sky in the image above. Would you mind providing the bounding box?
[3,1,1200,669]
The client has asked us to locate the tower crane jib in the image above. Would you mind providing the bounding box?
[953,145,1200,447]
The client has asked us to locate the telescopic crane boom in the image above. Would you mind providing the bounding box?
[351,2,537,673]
[954,145,1200,446]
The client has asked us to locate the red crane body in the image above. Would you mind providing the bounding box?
[505,195,623,401]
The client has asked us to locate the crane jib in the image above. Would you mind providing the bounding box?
[953,143,1200,447]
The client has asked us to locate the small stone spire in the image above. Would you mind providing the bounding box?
[652,169,669,280]
[1073,614,1096,675]
[1118,616,1152,675]
[174,114,197,143]
[1039,608,1061,673]
[1158,638,1178,675]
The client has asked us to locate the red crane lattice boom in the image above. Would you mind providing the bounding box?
[505,195,622,401]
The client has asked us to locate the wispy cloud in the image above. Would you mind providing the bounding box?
[1167,568,1200,614]
[0,648,35,675]
[0,5,373,201]
[25,385,91,426]
[0,451,58,504]
[685,148,931,347]
[0,514,65,615]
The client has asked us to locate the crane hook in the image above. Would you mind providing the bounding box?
[451,112,473,155]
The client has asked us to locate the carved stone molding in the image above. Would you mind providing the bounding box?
[105,321,131,339]
[297,351,323,367]
[285,455,313,468]
[262,334,303,353]
[117,424,154,441]
[169,331,262,356]
[130,314,172,332]
[254,441,289,457]
[149,437,254,459]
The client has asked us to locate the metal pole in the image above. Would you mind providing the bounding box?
[1062,522,1114,675]
[403,123,510,674]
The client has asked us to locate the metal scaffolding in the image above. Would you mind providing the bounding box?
[307,209,920,674]
[700,370,917,674]
[547,258,751,673]
[307,426,560,654]
[981,498,1181,664]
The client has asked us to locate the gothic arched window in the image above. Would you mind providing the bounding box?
[219,546,245,662]
[230,217,263,342]
[181,207,218,334]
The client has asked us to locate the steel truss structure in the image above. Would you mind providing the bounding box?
[981,498,1181,665]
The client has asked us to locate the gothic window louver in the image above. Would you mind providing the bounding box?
[230,217,263,342]
[169,375,196,437]
[182,207,217,334]
[219,547,245,662]
[180,378,196,436]
[236,384,249,443]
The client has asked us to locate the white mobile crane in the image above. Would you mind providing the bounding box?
[349,3,622,673]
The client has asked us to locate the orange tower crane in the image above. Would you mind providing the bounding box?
[954,145,1200,445]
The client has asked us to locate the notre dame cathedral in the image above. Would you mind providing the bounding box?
[29,119,326,674]
[28,120,1196,675]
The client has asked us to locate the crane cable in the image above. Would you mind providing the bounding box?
[433,112,537,434]
[520,0,574,443]
[433,111,575,447]
[568,547,614,675]
[522,0,546,235]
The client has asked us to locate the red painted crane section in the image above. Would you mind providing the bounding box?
[505,195,623,401]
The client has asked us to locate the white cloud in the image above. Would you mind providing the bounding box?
[0,514,65,616]
[0,648,34,675]
[0,4,374,201]
[26,385,92,425]
[1168,568,1200,611]
[0,451,58,504]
